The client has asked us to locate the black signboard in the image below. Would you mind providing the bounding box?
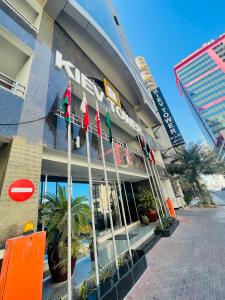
[151,87,185,148]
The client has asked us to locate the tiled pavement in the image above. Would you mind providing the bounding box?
[126,207,225,300]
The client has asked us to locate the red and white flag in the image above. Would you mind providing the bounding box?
[150,148,156,164]
[80,91,89,132]
[95,103,101,137]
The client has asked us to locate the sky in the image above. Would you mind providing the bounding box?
[113,0,225,143]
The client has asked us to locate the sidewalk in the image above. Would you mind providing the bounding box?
[126,207,225,300]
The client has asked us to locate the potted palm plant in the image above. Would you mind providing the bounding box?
[99,265,114,296]
[138,189,158,222]
[42,185,91,283]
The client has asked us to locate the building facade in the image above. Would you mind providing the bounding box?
[174,34,225,158]
[135,57,184,206]
[0,0,182,295]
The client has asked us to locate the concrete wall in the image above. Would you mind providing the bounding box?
[0,137,43,248]
[0,143,11,195]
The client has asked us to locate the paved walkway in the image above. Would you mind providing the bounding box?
[126,207,225,300]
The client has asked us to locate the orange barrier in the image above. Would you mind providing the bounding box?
[0,231,46,300]
[166,198,176,218]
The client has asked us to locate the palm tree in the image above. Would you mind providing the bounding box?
[166,143,224,204]
[42,185,91,282]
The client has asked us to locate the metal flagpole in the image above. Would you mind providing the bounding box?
[130,182,140,221]
[67,89,72,300]
[42,174,48,230]
[86,129,100,295]
[96,100,120,279]
[112,140,133,264]
[221,150,225,161]
[137,136,162,226]
[147,160,167,217]
[114,183,123,228]
[152,165,168,216]
[218,139,225,159]
[123,182,132,224]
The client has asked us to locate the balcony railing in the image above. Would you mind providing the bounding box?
[2,0,38,32]
[156,163,169,179]
[55,108,146,174]
[0,72,26,97]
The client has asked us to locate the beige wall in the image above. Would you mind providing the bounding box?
[0,137,43,248]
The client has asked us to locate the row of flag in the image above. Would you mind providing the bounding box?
[139,136,156,164]
[61,82,156,163]
[61,82,112,142]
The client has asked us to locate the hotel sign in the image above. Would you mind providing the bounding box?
[103,79,121,108]
[151,87,185,148]
[55,50,141,134]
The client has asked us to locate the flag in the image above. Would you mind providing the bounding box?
[139,136,149,158]
[105,111,112,143]
[95,110,101,137]
[150,148,156,164]
[146,142,151,160]
[80,91,89,132]
[61,82,71,124]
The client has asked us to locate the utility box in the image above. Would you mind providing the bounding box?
[0,231,46,300]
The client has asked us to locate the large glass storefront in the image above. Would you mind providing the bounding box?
[39,176,140,237]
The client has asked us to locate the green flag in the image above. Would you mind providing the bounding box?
[61,82,71,124]
[105,111,112,143]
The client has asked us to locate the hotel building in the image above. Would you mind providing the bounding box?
[136,56,184,203]
[0,0,183,296]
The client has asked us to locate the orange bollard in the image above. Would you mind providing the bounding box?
[0,231,46,300]
[166,198,176,218]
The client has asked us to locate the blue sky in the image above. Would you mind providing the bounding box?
[113,0,225,143]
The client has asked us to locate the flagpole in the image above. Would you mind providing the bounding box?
[147,143,166,217]
[151,161,170,216]
[42,174,48,230]
[67,84,72,300]
[85,109,100,296]
[112,140,133,265]
[147,159,166,217]
[137,136,162,227]
[96,101,120,279]
[149,150,169,216]
[130,182,140,221]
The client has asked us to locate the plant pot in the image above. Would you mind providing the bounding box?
[47,244,76,283]
[87,289,97,300]
[119,264,129,277]
[154,219,179,237]
[100,278,113,296]
[145,210,158,222]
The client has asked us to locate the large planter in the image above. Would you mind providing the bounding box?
[87,250,147,300]
[155,219,179,237]
[47,244,76,283]
[100,278,114,297]
[145,210,158,222]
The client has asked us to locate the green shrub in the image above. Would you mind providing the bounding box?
[184,195,192,205]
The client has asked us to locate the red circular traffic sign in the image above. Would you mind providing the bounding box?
[8,179,35,202]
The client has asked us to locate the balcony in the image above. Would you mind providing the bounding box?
[0,72,26,97]
[52,108,147,175]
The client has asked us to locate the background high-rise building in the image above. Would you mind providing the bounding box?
[174,33,225,158]
[135,56,185,203]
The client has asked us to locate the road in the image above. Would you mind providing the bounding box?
[126,207,225,300]
[213,190,225,205]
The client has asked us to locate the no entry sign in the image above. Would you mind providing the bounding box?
[8,179,35,202]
